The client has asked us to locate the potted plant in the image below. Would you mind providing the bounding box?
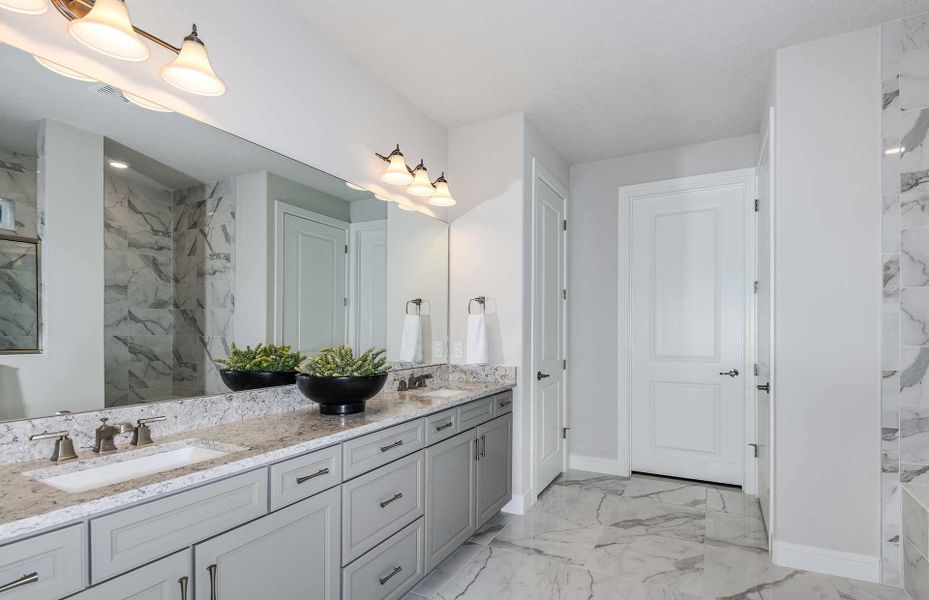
[296,345,390,415]
[213,343,305,392]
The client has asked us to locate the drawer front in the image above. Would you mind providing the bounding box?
[343,420,425,480]
[90,469,268,583]
[270,445,342,511]
[457,397,494,431]
[424,408,458,446]
[0,524,84,600]
[492,390,513,417]
[342,451,424,565]
[69,549,189,599]
[341,518,424,600]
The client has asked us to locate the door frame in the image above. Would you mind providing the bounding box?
[530,158,569,498]
[273,201,350,346]
[347,219,387,351]
[618,167,757,492]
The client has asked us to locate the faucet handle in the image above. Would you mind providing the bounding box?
[132,416,165,446]
[138,416,166,426]
[29,431,77,462]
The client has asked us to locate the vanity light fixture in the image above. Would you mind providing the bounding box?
[122,90,172,113]
[34,55,97,81]
[160,25,225,96]
[407,160,434,197]
[108,159,129,169]
[67,0,149,61]
[375,145,414,186]
[0,0,47,14]
[428,173,456,207]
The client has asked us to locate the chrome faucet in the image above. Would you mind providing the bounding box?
[131,416,166,446]
[93,418,133,453]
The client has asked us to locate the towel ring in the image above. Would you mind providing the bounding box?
[406,298,423,316]
[468,296,486,315]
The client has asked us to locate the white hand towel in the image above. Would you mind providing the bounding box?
[466,313,489,365]
[398,314,423,363]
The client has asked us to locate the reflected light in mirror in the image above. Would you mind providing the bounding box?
[428,174,456,207]
[68,0,150,62]
[108,159,129,169]
[0,0,46,14]
[161,27,226,96]
[396,203,416,211]
[345,182,365,191]
[34,56,98,82]
[407,161,434,197]
[123,90,173,113]
[374,194,392,202]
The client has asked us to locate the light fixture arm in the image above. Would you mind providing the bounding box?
[375,144,416,175]
[50,0,181,53]
[431,172,448,187]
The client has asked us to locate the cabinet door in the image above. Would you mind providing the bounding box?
[424,430,477,571]
[69,550,190,600]
[195,487,340,600]
[476,414,513,528]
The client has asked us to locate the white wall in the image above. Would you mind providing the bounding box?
[771,27,882,571]
[0,120,104,419]
[0,1,447,210]
[233,171,271,347]
[566,134,759,472]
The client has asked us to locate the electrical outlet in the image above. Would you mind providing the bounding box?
[433,341,445,358]
[453,341,464,359]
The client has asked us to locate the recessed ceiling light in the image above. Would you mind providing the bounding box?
[34,56,97,82]
[108,160,130,169]
[123,91,172,113]
[345,182,365,191]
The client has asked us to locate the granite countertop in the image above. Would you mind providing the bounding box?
[0,381,514,544]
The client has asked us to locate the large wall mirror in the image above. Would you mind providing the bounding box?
[0,43,449,421]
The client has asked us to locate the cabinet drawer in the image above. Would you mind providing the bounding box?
[270,445,341,511]
[69,549,189,599]
[424,408,458,446]
[342,451,424,565]
[492,390,513,417]
[0,524,84,600]
[457,397,494,431]
[342,518,424,600]
[343,419,425,480]
[90,469,267,583]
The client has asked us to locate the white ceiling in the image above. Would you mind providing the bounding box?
[287,0,929,164]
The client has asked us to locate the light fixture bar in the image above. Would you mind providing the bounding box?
[51,0,181,53]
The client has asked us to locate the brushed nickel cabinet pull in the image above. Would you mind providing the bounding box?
[178,575,189,600]
[474,438,479,461]
[379,440,403,452]
[379,492,403,508]
[0,572,38,593]
[207,564,217,600]
[480,434,486,458]
[296,468,330,484]
[435,422,453,432]
[378,565,402,585]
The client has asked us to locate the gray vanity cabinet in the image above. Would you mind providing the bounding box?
[68,550,189,600]
[475,413,513,528]
[424,430,477,571]
[194,487,341,600]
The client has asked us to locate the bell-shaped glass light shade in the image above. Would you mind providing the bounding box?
[161,34,226,96]
[381,152,413,186]
[34,56,97,82]
[123,91,172,113]
[428,176,456,207]
[407,164,434,197]
[68,0,149,62]
[0,0,46,14]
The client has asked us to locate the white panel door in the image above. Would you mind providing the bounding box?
[533,164,567,494]
[350,223,387,351]
[282,212,347,357]
[631,176,747,485]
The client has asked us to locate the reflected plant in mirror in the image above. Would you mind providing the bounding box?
[0,43,449,422]
[213,343,304,392]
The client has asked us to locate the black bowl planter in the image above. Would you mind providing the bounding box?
[219,370,297,392]
[295,373,389,415]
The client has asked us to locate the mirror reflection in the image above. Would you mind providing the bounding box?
[0,44,449,421]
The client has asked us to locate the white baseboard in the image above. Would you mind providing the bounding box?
[771,540,879,583]
[569,454,627,477]
[502,487,534,515]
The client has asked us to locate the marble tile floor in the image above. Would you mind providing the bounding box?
[403,470,908,600]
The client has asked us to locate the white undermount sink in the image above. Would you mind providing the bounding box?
[27,441,244,493]
[414,388,462,399]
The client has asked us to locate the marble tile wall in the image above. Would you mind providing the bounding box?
[103,174,174,407]
[0,148,38,238]
[882,12,929,586]
[171,179,236,397]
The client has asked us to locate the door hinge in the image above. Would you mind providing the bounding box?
[563,219,567,231]
[344,244,349,254]
[748,443,758,458]
[754,198,759,212]
[562,427,570,439]
[753,363,759,376]
[753,281,759,293]
[563,289,567,300]
[344,297,349,307]
[563,358,567,370]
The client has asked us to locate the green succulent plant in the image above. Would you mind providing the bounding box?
[298,345,390,377]
[214,343,305,373]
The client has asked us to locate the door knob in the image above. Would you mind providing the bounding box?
[719,369,740,377]
[537,371,550,381]
[757,383,770,393]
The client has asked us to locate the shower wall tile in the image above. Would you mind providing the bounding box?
[902,347,929,406]
[902,405,929,464]
[885,311,902,370]
[902,288,929,346]
[0,148,38,239]
[886,370,902,427]
[886,253,902,309]
[901,109,929,174]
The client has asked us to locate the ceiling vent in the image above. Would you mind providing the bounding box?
[89,84,129,105]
